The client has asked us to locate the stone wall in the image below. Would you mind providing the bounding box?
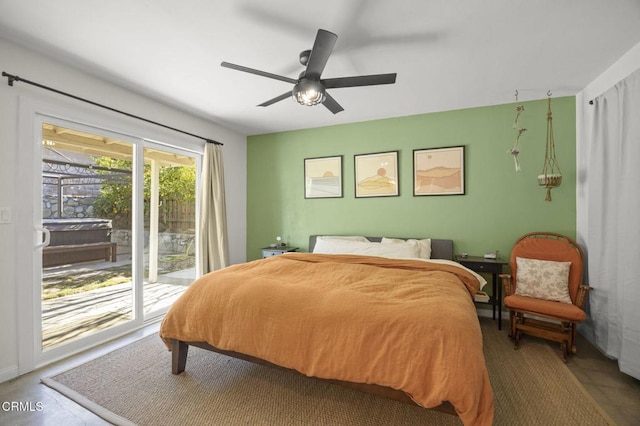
[44,193,196,256]
[112,229,195,255]
[43,195,97,219]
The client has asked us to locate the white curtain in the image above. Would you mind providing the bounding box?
[198,142,229,275]
[582,68,640,379]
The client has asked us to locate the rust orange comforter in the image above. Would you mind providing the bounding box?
[160,253,494,425]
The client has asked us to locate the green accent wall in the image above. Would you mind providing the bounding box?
[247,97,576,264]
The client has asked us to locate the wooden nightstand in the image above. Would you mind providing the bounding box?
[261,246,298,258]
[455,255,508,330]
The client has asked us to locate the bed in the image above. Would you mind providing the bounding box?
[160,236,494,425]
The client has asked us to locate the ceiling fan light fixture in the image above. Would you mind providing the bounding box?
[293,80,325,106]
[222,29,396,114]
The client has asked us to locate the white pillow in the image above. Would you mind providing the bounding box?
[381,237,431,259]
[515,257,572,303]
[313,238,421,259]
[318,235,369,242]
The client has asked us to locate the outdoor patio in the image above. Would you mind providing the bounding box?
[42,254,193,350]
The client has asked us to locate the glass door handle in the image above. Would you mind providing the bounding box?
[35,227,50,249]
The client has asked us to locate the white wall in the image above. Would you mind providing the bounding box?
[0,37,247,381]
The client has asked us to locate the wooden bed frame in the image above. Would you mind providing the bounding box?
[169,236,457,416]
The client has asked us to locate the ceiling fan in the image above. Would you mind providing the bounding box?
[221,29,397,114]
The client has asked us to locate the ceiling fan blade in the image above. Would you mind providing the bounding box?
[221,62,298,84]
[322,73,397,89]
[258,91,292,107]
[305,29,338,79]
[322,92,344,114]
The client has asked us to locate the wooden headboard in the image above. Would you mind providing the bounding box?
[308,236,454,260]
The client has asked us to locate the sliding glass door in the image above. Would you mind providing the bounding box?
[40,122,136,352]
[142,147,196,319]
[34,118,199,361]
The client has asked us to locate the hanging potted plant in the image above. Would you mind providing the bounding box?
[538,94,562,201]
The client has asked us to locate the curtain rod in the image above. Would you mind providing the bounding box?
[2,71,222,146]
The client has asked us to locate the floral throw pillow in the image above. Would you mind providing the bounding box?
[515,257,572,303]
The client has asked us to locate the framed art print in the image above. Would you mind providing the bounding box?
[304,155,343,198]
[413,146,465,196]
[354,151,399,198]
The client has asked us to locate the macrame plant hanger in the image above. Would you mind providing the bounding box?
[538,92,562,201]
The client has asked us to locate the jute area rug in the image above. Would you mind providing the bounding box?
[42,318,614,425]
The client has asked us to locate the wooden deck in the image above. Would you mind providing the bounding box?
[42,276,190,349]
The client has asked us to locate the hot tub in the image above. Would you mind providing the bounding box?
[43,218,117,267]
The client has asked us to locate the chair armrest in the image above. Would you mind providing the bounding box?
[500,273,514,296]
[575,285,592,309]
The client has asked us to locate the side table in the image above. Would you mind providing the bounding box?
[261,246,298,258]
[455,255,508,330]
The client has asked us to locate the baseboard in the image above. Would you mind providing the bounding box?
[0,364,19,384]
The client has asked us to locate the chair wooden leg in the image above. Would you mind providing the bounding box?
[560,341,568,363]
[569,323,578,354]
[513,313,522,349]
[509,311,515,339]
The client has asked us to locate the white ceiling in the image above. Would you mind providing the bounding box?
[1,0,640,136]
